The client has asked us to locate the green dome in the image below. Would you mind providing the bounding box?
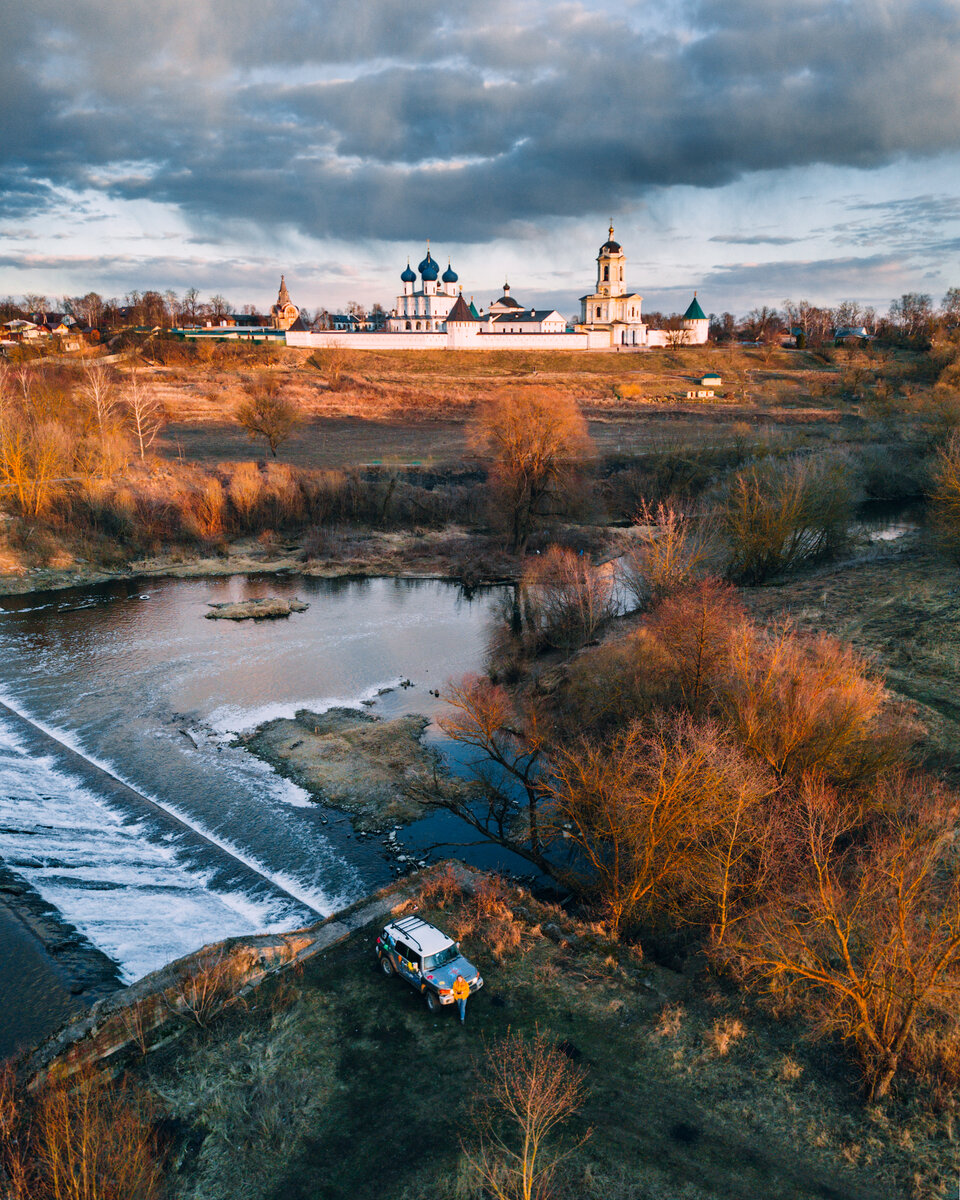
[683,295,706,321]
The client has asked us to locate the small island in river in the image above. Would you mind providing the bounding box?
[206,597,310,620]
[240,706,467,831]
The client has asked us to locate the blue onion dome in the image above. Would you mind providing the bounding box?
[419,250,439,281]
[442,260,458,284]
[401,261,416,283]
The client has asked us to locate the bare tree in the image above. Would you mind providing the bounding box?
[521,545,618,651]
[663,317,688,349]
[81,362,118,440]
[0,369,69,516]
[889,292,933,340]
[931,431,960,558]
[163,945,254,1028]
[122,371,166,460]
[619,500,717,607]
[730,786,960,1100]
[1,1061,164,1200]
[471,389,593,553]
[464,1030,590,1200]
[182,287,200,324]
[437,674,550,864]
[236,375,300,457]
[718,620,893,786]
[308,341,349,390]
[209,294,230,321]
[942,286,960,325]
[645,577,746,714]
[545,714,772,936]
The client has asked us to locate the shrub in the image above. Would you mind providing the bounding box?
[417,863,468,910]
[225,461,264,527]
[728,792,960,1101]
[236,380,300,458]
[716,621,895,786]
[557,629,675,738]
[719,453,854,584]
[470,389,594,552]
[704,1016,747,1057]
[0,1061,165,1200]
[645,578,746,714]
[855,443,931,500]
[520,545,618,652]
[164,945,255,1028]
[930,431,960,559]
[545,714,774,937]
[464,1030,590,1200]
[618,500,718,607]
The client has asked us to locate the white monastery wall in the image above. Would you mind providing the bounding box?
[286,331,448,350]
[286,330,611,351]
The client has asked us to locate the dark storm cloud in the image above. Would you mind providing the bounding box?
[3,1,960,242]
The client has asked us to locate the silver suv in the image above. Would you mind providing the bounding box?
[376,915,484,1013]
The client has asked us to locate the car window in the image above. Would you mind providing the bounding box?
[395,941,419,966]
[423,945,459,971]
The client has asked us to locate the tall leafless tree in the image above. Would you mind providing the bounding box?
[123,371,165,460]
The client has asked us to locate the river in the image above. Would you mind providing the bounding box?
[0,574,506,1058]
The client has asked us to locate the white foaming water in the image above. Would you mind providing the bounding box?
[0,715,312,982]
[155,724,316,809]
[0,695,354,920]
[205,678,403,736]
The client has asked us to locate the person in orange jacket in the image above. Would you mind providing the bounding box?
[452,972,470,1024]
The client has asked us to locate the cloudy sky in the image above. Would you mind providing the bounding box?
[2,0,960,318]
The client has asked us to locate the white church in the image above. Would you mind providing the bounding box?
[576,225,708,347]
[287,226,710,351]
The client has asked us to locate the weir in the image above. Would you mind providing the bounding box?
[0,699,326,922]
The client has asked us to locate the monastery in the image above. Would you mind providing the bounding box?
[290,226,710,351]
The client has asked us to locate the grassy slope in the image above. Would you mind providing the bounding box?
[146,885,954,1200]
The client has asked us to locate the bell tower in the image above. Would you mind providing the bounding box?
[596,223,625,297]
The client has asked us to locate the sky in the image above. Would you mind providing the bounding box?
[2,0,960,319]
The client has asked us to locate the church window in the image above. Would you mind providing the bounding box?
[405,321,411,330]
[416,321,421,330]
[603,266,609,281]
[596,307,602,319]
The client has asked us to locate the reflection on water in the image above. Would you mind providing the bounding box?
[0,574,505,1051]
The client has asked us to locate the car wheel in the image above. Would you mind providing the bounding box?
[380,955,395,977]
[425,991,442,1014]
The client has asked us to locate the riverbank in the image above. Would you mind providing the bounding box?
[0,572,511,1056]
[0,526,523,598]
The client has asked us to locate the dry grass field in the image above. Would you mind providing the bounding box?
[152,343,852,469]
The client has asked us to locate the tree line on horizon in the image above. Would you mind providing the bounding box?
[2,287,959,346]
